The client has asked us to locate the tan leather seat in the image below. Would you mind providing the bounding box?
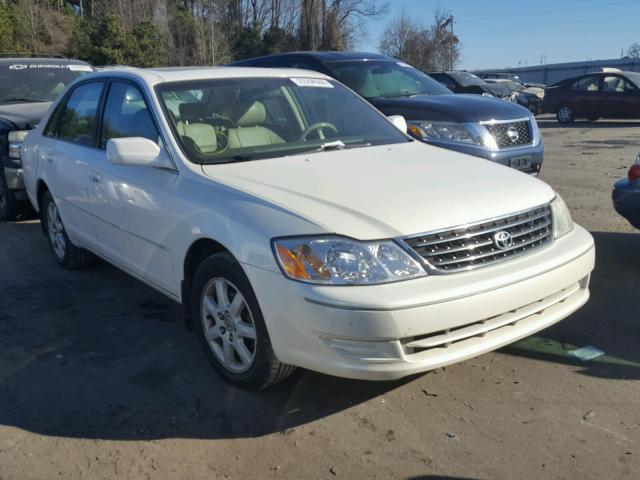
[227,101,284,149]
[175,102,217,154]
[176,122,217,153]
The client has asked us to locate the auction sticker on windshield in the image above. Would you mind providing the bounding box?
[290,78,334,88]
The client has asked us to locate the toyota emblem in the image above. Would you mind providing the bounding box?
[493,231,513,250]
[506,125,519,143]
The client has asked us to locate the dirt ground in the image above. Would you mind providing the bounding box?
[1,115,639,480]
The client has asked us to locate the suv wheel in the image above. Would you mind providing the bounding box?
[41,191,93,269]
[0,170,17,221]
[556,104,575,123]
[191,252,296,389]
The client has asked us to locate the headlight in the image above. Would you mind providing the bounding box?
[551,193,574,239]
[273,236,426,285]
[481,92,493,97]
[8,130,28,161]
[407,121,484,147]
[529,115,541,146]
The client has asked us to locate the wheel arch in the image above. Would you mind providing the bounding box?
[36,179,50,212]
[181,237,236,330]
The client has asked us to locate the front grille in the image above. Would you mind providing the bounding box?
[403,204,553,273]
[484,119,532,149]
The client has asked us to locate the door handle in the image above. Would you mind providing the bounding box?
[89,174,101,184]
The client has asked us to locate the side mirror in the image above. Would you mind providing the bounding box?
[387,115,408,134]
[106,137,160,166]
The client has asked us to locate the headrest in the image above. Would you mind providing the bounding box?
[235,101,266,127]
[179,102,207,121]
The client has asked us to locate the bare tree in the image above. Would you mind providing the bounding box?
[379,8,460,72]
[299,0,387,51]
[629,43,640,59]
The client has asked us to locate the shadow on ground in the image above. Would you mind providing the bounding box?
[1,222,638,442]
[0,220,410,441]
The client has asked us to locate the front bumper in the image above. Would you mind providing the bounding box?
[613,178,640,229]
[422,138,544,175]
[245,225,594,380]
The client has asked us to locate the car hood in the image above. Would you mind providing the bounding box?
[0,102,52,129]
[201,141,554,240]
[482,83,511,97]
[370,94,531,122]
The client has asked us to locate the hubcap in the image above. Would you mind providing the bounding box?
[558,106,572,122]
[47,201,66,259]
[201,277,257,373]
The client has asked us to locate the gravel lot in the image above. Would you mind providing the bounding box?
[1,115,639,480]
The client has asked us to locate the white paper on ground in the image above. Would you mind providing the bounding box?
[567,346,605,361]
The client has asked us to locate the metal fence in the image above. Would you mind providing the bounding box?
[475,57,640,85]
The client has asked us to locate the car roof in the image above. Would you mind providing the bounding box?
[0,57,90,65]
[234,51,392,64]
[79,66,332,85]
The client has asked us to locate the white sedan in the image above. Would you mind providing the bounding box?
[21,67,595,389]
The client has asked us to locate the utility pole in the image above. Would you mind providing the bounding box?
[441,15,454,70]
[449,15,454,70]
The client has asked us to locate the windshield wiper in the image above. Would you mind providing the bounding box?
[0,97,48,104]
[369,93,417,99]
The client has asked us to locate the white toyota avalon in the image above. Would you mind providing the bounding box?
[21,67,595,389]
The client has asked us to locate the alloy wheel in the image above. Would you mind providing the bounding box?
[201,277,257,373]
[47,201,66,259]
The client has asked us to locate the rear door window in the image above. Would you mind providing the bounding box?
[57,81,105,147]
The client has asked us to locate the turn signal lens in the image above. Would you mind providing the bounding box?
[275,244,310,280]
[629,164,640,181]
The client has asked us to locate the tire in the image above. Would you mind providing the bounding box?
[0,170,18,221]
[191,252,296,390]
[41,191,93,269]
[586,116,600,122]
[556,104,575,123]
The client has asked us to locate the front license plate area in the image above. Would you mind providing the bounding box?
[510,155,532,171]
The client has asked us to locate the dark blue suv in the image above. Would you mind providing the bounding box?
[231,52,543,175]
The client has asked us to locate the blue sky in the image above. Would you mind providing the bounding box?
[359,0,640,70]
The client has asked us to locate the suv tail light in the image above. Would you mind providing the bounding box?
[629,153,640,181]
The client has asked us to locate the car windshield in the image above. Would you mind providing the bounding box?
[324,60,451,99]
[448,71,486,87]
[157,77,409,164]
[0,62,92,104]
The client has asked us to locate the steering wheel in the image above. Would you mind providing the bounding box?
[299,122,338,141]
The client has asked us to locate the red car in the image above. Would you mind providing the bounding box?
[542,71,640,123]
